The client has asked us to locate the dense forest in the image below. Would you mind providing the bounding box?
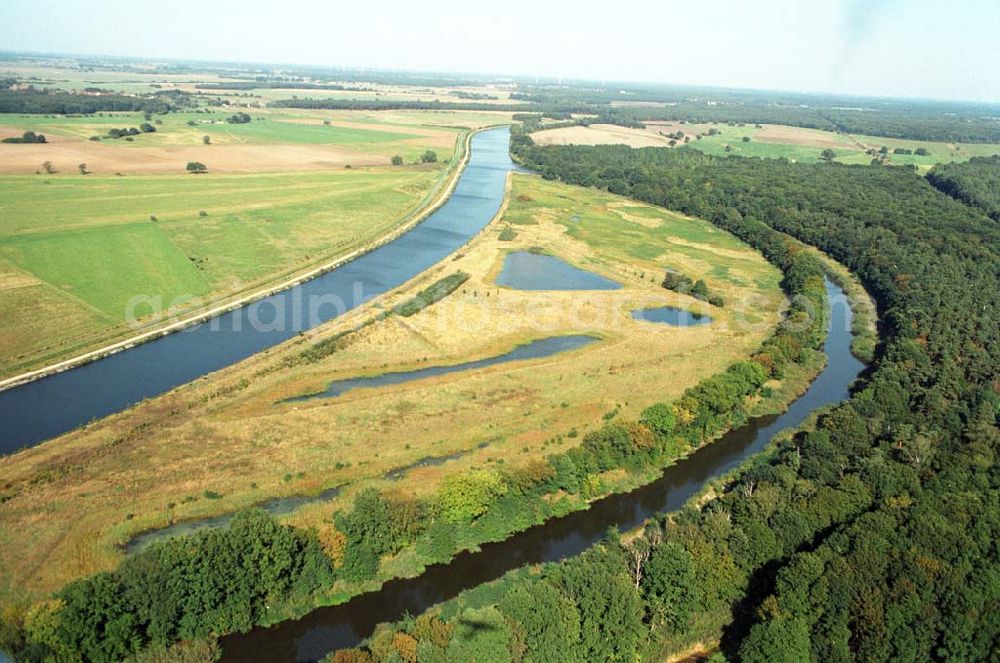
[927,155,1000,220]
[507,85,1000,143]
[329,138,1000,661]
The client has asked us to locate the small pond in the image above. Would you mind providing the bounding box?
[632,306,712,327]
[290,334,599,401]
[495,251,621,291]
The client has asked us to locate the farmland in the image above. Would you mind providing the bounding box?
[0,107,488,174]
[0,103,521,377]
[0,167,451,376]
[0,173,788,607]
[531,121,1000,169]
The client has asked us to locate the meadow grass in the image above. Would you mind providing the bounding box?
[197,118,419,146]
[849,132,1000,165]
[0,167,443,373]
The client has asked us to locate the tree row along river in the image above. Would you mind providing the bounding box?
[218,277,864,662]
[0,127,514,454]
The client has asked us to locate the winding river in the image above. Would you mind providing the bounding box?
[219,278,864,663]
[0,127,514,454]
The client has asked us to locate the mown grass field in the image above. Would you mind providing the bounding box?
[0,167,444,375]
[0,173,787,606]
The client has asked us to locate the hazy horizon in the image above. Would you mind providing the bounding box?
[2,0,998,104]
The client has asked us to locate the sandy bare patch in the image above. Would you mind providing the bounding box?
[607,202,661,228]
[0,141,395,175]
[0,270,42,291]
[531,124,670,148]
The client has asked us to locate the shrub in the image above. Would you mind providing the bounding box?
[641,402,677,438]
[393,272,468,317]
[437,470,507,523]
[1,130,46,144]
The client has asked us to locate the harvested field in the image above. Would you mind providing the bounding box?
[0,141,392,175]
[754,123,855,149]
[530,124,671,148]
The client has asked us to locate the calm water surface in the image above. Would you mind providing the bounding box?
[496,251,622,291]
[289,334,597,401]
[633,305,712,327]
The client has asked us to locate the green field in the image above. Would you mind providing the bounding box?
[0,110,452,158]
[684,123,1000,167]
[197,118,419,145]
[0,167,444,375]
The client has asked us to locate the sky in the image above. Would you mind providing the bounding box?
[1,0,998,103]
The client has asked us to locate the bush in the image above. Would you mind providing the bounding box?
[392,272,468,317]
[437,470,507,523]
[641,402,677,438]
[1,130,46,144]
[27,511,332,661]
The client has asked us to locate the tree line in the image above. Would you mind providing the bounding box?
[1,130,47,144]
[0,87,195,115]
[927,154,1000,220]
[5,510,333,662]
[508,86,1000,143]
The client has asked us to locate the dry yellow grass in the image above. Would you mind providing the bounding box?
[753,124,854,149]
[530,124,672,148]
[0,174,785,604]
[0,119,461,175]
